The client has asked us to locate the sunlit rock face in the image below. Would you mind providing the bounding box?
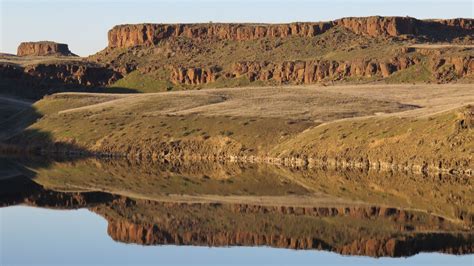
[107,17,474,49]
[17,41,76,57]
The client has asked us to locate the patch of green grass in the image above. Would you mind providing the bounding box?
[110,70,174,93]
[385,64,434,83]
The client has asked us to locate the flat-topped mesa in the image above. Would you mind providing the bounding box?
[107,22,333,48]
[106,16,474,49]
[17,41,76,57]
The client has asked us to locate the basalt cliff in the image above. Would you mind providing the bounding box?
[1,14,474,261]
[0,61,122,99]
[95,16,474,92]
[2,16,473,99]
[17,41,76,57]
[107,17,473,48]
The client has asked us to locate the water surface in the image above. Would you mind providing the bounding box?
[0,157,472,265]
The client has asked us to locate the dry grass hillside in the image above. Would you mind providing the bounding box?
[4,83,473,174]
[20,157,471,225]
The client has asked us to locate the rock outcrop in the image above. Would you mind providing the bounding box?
[168,57,417,85]
[106,218,473,257]
[107,17,473,49]
[431,56,474,82]
[100,200,473,257]
[17,41,76,57]
[166,54,473,85]
[334,16,417,37]
[0,62,122,99]
[170,66,219,85]
[108,22,334,48]
[22,63,121,86]
[230,58,410,83]
[429,18,474,31]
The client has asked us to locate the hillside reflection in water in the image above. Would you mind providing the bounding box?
[0,157,472,265]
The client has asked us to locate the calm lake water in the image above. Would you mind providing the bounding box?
[0,157,472,265]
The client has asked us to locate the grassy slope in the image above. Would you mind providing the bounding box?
[24,158,472,223]
[7,84,473,174]
[19,87,416,154]
[271,106,473,172]
[384,64,434,83]
[0,97,36,141]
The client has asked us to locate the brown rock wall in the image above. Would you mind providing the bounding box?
[107,17,474,49]
[170,66,219,85]
[17,41,75,56]
[108,22,334,48]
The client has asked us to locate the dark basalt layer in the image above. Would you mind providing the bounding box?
[17,41,76,57]
[0,62,122,99]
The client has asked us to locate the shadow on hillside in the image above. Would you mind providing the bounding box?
[419,21,473,42]
[0,97,93,171]
[0,64,139,100]
[0,78,139,100]
[100,86,139,94]
[0,156,116,209]
[0,62,137,159]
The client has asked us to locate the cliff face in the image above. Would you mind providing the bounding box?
[106,219,473,257]
[0,62,122,99]
[170,66,219,85]
[431,18,474,31]
[22,63,121,86]
[431,56,474,82]
[108,22,334,48]
[107,17,473,49]
[17,41,76,57]
[230,57,415,83]
[167,55,473,85]
[0,62,121,87]
[335,16,417,37]
[100,201,473,257]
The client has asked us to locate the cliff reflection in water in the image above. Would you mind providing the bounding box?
[0,157,472,258]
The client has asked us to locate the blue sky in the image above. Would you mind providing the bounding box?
[1,0,473,56]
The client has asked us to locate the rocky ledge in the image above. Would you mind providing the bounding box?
[0,61,122,99]
[167,54,473,85]
[17,41,77,57]
[107,16,473,49]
